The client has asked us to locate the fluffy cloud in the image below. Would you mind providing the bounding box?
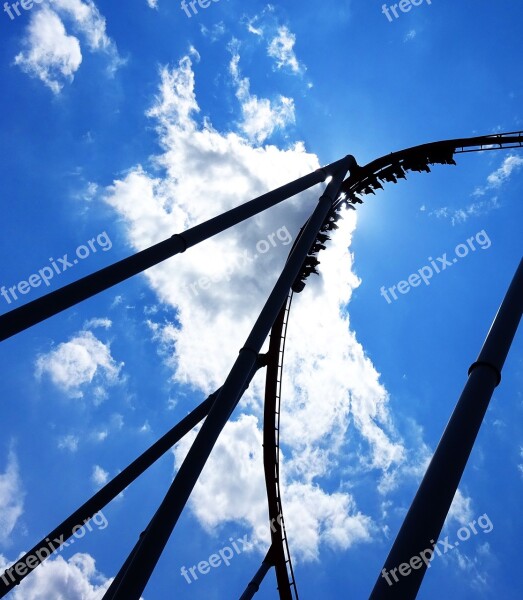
[0,450,24,545]
[15,1,122,93]
[429,196,500,225]
[104,49,407,560]
[35,330,123,399]
[83,318,112,330]
[14,7,82,94]
[485,154,523,188]
[447,489,474,526]
[267,26,303,73]
[0,553,112,600]
[429,154,523,224]
[58,434,80,452]
[173,416,374,561]
[91,465,109,487]
[229,42,295,143]
[472,154,523,197]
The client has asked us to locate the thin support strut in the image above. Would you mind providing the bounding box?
[0,394,216,596]
[0,359,268,596]
[239,547,275,600]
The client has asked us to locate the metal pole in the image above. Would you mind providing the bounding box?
[0,159,354,342]
[103,156,355,600]
[0,394,215,596]
[369,257,523,599]
[239,548,274,600]
[0,357,268,596]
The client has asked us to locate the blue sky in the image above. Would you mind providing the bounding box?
[0,1,522,598]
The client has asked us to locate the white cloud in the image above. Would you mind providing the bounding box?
[429,154,523,224]
[173,416,374,560]
[35,330,123,399]
[429,196,500,225]
[485,154,523,188]
[84,318,112,330]
[200,21,226,42]
[58,434,80,452]
[14,7,82,94]
[15,1,122,93]
[91,465,109,487]
[283,483,374,561]
[173,416,267,538]
[92,429,108,442]
[104,50,410,560]
[147,0,158,9]
[245,16,264,37]
[0,450,24,545]
[473,154,523,196]
[446,489,474,526]
[0,553,112,599]
[267,26,303,73]
[229,43,295,143]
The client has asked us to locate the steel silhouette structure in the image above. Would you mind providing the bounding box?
[0,131,522,600]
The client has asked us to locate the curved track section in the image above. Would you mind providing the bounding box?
[263,291,298,600]
[261,130,523,599]
[293,131,523,292]
[266,130,523,598]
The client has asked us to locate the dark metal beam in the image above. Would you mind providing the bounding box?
[239,547,275,600]
[0,159,354,341]
[369,257,523,599]
[0,393,217,597]
[102,156,355,600]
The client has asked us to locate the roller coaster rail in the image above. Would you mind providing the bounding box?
[1,131,522,599]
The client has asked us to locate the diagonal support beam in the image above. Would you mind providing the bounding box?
[0,158,354,342]
[102,156,356,600]
[0,392,217,597]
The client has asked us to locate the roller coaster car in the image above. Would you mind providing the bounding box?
[378,166,398,183]
[402,154,431,172]
[316,233,331,244]
[428,148,457,165]
[291,279,306,293]
[392,164,407,179]
[304,257,320,268]
[321,222,339,232]
[367,175,384,190]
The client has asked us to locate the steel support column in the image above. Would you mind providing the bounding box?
[370,258,523,599]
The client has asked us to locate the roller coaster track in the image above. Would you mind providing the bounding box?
[262,291,298,600]
[1,130,521,599]
[292,131,523,293]
[262,130,523,598]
